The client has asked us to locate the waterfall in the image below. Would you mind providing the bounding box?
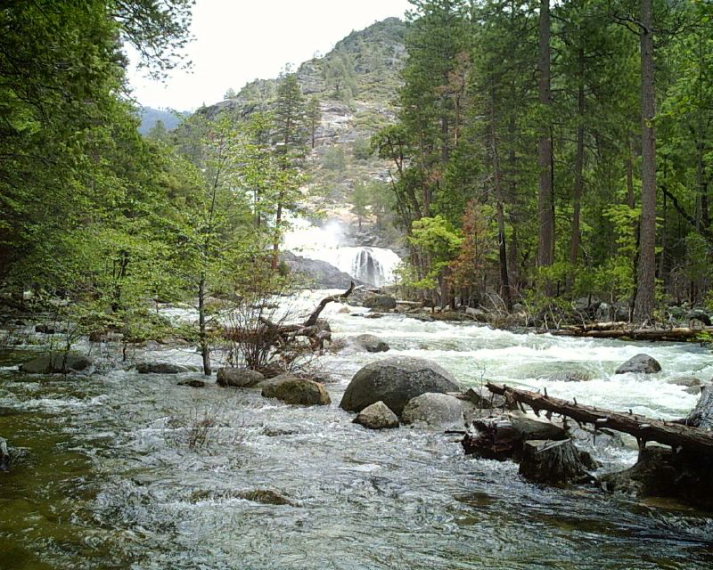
[282,218,401,287]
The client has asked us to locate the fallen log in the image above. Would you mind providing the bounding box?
[550,324,713,342]
[486,383,713,454]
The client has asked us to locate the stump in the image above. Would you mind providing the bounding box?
[519,439,594,486]
[0,437,9,472]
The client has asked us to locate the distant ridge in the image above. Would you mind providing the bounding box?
[139,107,189,134]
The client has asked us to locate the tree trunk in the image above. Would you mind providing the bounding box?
[570,49,585,272]
[489,85,512,311]
[537,0,555,273]
[198,274,211,376]
[634,0,657,324]
[272,200,284,271]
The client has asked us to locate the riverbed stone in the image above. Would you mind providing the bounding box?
[19,352,93,374]
[262,376,331,406]
[177,379,206,388]
[350,334,390,353]
[135,362,190,374]
[217,367,264,388]
[354,401,399,429]
[340,356,460,416]
[615,353,661,374]
[401,393,469,429]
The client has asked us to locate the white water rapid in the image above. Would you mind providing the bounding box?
[283,219,401,287]
[1,293,713,569]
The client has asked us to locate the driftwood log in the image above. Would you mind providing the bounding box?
[550,322,713,342]
[486,383,713,454]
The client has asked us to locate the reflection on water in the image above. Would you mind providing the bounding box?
[1,298,713,569]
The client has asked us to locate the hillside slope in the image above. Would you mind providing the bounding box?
[198,18,407,227]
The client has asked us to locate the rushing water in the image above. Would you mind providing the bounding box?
[2,295,713,569]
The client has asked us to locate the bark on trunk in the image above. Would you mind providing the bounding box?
[198,275,211,376]
[634,0,657,324]
[537,0,555,272]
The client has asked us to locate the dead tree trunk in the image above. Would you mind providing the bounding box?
[486,383,713,454]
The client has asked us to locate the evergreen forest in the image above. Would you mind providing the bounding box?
[3,0,713,333]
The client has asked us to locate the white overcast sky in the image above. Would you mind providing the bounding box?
[127,0,413,111]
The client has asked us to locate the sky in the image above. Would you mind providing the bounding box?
[127,0,413,111]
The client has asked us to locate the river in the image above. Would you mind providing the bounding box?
[1,292,713,569]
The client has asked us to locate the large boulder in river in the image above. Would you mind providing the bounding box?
[354,401,399,430]
[19,352,93,374]
[262,376,331,406]
[217,367,264,388]
[401,393,470,429]
[615,353,661,374]
[340,356,460,416]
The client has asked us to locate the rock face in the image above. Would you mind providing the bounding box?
[401,393,469,429]
[280,251,358,289]
[615,353,661,374]
[354,401,399,429]
[19,352,93,374]
[340,356,460,416]
[350,334,390,353]
[135,362,190,374]
[262,377,331,406]
[217,367,264,388]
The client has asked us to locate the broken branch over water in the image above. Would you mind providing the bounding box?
[485,383,713,454]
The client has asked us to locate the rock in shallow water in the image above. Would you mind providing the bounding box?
[615,353,661,374]
[135,362,190,374]
[401,392,470,429]
[217,367,264,388]
[354,401,399,429]
[19,352,93,374]
[261,376,331,406]
[350,333,390,353]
